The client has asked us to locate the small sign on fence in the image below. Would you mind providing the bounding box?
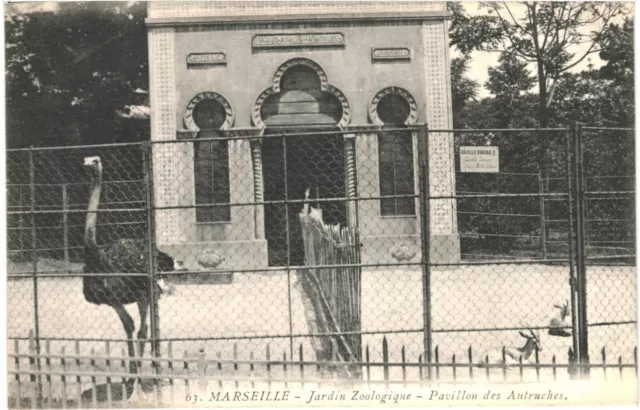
[460,146,500,173]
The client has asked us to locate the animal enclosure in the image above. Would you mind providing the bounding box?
[6,125,637,407]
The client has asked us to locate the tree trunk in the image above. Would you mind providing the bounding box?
[537,60,548,174]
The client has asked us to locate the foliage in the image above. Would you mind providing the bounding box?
[482,1,625,126]
[450,56,479,127]
[598,18,634,85]
[484,53,537,128]
[450,5,633,256]
[448,2,502,55]
[448,2,503,128]
[485,53,535,103]
[5,2,148,148]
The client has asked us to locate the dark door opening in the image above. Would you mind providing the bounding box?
[262,130,347,266]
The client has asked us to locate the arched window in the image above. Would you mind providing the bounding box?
[370,87,418,216]
[260,65,343,127]
[186,94,232,223]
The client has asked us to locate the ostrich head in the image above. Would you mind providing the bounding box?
[83,156,102,176]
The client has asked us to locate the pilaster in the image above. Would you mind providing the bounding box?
[149,27,184,245]
[343,133,357,227]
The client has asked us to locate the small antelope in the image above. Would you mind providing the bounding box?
[548,299,572,337]
[478,329,542,368]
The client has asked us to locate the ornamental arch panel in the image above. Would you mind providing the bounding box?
[252,58,350,129]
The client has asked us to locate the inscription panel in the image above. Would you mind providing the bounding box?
[371,47,411,61]
[187,52,227,66]
[252,32,345,49]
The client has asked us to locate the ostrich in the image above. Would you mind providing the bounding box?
[82,156,181,377]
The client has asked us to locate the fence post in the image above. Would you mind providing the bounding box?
[417,123,432,380]
[28,330,38,408]
[197,348,207,393]
[19,185,25,261]
[565,126,581,367]
[538,170,547,259]
[142,141,162,396]
[62,184,70,272]
[282,133,295,361]
[29,147,43,403]
[382,337,389,386]
[573,122,590,376]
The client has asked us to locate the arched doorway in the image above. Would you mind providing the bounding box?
[254,59,350,266]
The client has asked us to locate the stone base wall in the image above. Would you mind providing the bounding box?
[160,240,268,272]
[360,233,460,266]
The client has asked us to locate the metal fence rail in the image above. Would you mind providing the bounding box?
[6,333,638,409]
[5,123,637,408]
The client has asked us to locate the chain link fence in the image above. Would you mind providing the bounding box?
[6,124,637,402]
[578,126,636,367]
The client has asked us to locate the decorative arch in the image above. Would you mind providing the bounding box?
[252,58,350,129]
[272,58,329,92]
[368,86,418,126]
[184,91,235,131]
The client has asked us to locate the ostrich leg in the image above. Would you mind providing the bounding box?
[136,298,149,371]
[113,305,138,375]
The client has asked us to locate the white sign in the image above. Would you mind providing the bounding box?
[460,146,499,173]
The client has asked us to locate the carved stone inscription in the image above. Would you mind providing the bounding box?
[252,33,345,49]
[371,48,411,61]
[187,52,226,66]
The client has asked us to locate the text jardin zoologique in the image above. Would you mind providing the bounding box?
[190,389,565,404]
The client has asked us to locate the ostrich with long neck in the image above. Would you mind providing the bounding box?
[82,156,179,376]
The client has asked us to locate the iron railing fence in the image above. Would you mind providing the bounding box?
[6,333,638,409]
[5,124,637,401]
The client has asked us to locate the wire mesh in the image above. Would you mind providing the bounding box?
[580,127,636,362]
[6,144,155,373]
[426,129,579,369]
[5,125,637,400]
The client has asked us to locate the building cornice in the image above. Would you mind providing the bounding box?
[146,11,449,28]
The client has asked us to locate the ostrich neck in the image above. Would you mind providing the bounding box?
[85,170,102,248]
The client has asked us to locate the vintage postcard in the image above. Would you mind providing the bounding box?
[3,0,637,408]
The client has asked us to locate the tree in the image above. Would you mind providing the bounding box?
[549,18,634,128]
[448,2,502,127]
[486,53,535,104]
[5,2,148,148]
[483,2,625,127]
[450,55,480,127]
[597,18,634,86]
[448,2,503,55]
[485,53,536,127]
